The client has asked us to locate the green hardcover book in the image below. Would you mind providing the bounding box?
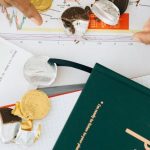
[54,63,150,150]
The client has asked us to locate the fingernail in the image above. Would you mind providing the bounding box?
[30,17,40,25]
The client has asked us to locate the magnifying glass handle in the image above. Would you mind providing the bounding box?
[48,58,92,73]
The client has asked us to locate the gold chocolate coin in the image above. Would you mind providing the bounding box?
[21,119,33,131]
[30,0,53,12]
[20,90,50,120]
[12,102,24,119]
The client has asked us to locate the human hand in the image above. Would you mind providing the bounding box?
[133,19,150,44]
[0,0,42,25]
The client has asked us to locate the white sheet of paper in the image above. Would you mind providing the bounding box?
[0,91,81,150]
[0,37,33,106]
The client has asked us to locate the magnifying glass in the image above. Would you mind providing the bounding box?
[24,56,92,88]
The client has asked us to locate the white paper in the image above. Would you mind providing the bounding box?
[0,37,33,106]
[0,91,81,150]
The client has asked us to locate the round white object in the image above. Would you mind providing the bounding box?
[91,0,120,25]
[24,56,57,88]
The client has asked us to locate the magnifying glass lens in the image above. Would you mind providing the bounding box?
[24,56,57,88]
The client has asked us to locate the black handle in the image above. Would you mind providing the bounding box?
[48,58,92,73]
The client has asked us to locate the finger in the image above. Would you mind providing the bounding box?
[0,0,11,7]
[143,18,150,31]
[5,0,42,25]
[133,31,150,44]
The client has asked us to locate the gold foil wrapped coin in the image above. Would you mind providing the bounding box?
[30,0,53,12]
[21,120,33,131]
[20,90,50,120]
[11,102,24,119]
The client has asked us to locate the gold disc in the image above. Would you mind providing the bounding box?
[30,0,53,12]
[20,90,50,120]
